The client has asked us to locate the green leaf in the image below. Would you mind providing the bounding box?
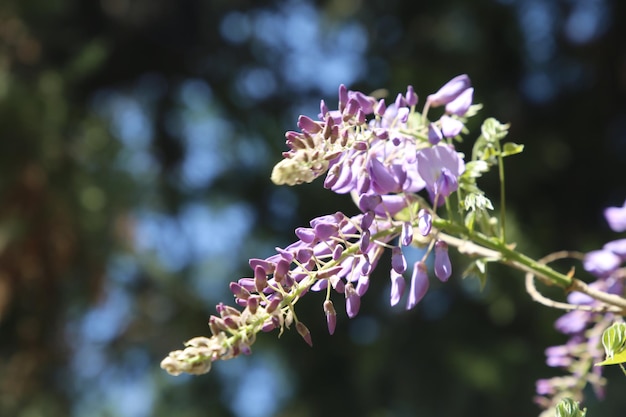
[501,142,524,157]
[595,349,626,366]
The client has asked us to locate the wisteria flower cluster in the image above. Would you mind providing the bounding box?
[535,200,626,415]
[161,75,626,417]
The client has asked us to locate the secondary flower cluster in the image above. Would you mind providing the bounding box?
[535,200,626,413]
[162,76,475,376]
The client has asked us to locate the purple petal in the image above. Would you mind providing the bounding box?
[428,123,443,145]
[583,249,621,277]
[338,84,348,111]
[372,195,410,217]
[434,240,452,282]
[406,261,429,310]
[401,222,413,246]
[358,194,382,213]
[604,200,626,232]
[554,310,589,334]
[368,158,402,194]
[391,247,407,274]
[389,269,406,306]
[324,300,337,335]
[356,275,370,296]
[418,209,432,236]
[345,283,361,318]
[349,90,375,114]
[445,87,473,116]
[405,85,418,106]
[604,238,626,259]
[295,227,316,243]
[427,74,471,107]
[374,99,386,117]
[440,115,464,138]
[297,115,322,134]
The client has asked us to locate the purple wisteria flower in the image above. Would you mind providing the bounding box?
[426,74,472,108]
[165,80,472,378]
[417,144,465,206]
[537,198,626,410]
[434,240,452,282]
[407,261,429,310]
[604,199,626,232]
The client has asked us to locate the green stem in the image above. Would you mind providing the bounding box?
[495,140,507,242]
[433,218,572,287]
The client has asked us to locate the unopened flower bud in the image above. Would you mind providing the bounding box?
[434,240,452,282]
[555,398,587,417]
[427,74,471,107]
[405,85,418,106]
[428,123,443,145]
[407,261,429,310]
[254,265,268,289]
[266,294,282,314]
[297,115,321,134]
[296,321,313,347]
[389,269,406,306]
[417,209,432,236]
[445,87,473,116]
[401,222,413,246]
[222,316,239,330]
[247,295,260,315]
[323,300,337,335]
[345,283,361,318]
[229,282,251,300]
[391,247,407,274]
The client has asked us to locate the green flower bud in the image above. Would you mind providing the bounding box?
[555,398,586,417]
[601,322,626,359]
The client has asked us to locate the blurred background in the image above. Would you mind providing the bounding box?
[1,0,626,416]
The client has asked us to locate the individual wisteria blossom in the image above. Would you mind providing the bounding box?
[417,145,465,206]
[426,74,472,108]
[604,199,626,232]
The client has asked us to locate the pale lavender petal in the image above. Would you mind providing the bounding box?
[338,84,348,111]
[391,247,407,274]
[583,249,621,277]
[434,240,452,282]
[297,115,321,134]
[428,123,443,145]
[427,74,471,107]
[389,269,406,306]
[418,209,432,236]
[356,275,370,296]
[604,238,626,259]
[405,85,418,106]
[445,87,473,116]
[401,222,413,246]
[358,193,382,213]
[604,200,626,232]
[554,310,589,334]
[406,261,429,310]
[440,115,464,138]
[345,283,361,318]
